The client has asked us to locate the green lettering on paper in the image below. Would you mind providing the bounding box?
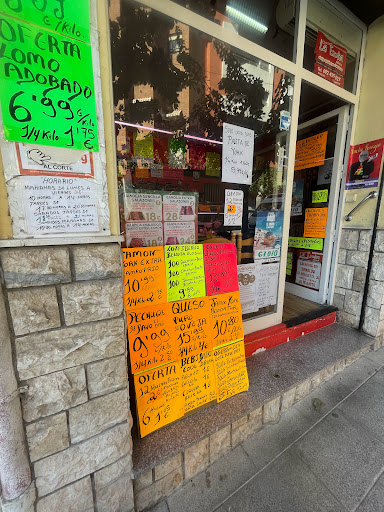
[288,237,323,250]
[0,2,98,151]
[312,189,329,203]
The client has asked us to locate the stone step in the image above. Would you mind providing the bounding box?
[132,323,380,511]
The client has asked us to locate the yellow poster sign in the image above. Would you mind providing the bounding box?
[295,131,328,170]
[214,341,249,402]
[304,208,328,238]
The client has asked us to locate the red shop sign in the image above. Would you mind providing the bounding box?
[314,31,347,87]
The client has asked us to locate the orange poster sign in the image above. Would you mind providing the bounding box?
[304,208,328,238]
[122,247,167,311]
[126,303,176,374]
[213,341,249,402]
[181,350,217,413]
[209,291,243,347]
[295,131,328,170]
[171,297,212,359]
[134,362,183,437]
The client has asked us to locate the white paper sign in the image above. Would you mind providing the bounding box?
[295,259,321,290]
[237,263,258,314]
[255,262,279,309]
[17,142,92,176]
[224,189,243,226]
[125,192,162,222]
[222,123,254,185]
[164,222,195,245]
[22,176,98,234]
[163,194,196,222]
[126,222,163,248]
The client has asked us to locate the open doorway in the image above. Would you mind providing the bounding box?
[283,85,350,324]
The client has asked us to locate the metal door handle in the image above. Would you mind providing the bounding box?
[345,191,378,221]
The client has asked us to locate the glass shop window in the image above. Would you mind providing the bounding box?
[111,0,294,320]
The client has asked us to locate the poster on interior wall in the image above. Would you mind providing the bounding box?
[295,132,328,171]
[0,3,98,151]
[222,123,254,185]
[224,189,244,226]
[295,251,323,290]
[317,158,333,185]
[291,179,304,216]
[255,261,279,309]
[237,263,258,314]
[253,211,284,261]
[345,138,384,189]
[22,176,99,234]
[314,32,347,88]
[16,143,94,178]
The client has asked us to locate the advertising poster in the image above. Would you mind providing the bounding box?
[164,222,195,245]
[295,251,323,290]
[163,194,196,222]
[224,189,244,226]
[222,123,254,185]
[314,31,347,88]
[253,211,284,261]
[295,132,328,171]
[304,208,328,238]
[126,222,163,248]
[291,179,304,216]
[125,192,162,222]
[345,138,384,189]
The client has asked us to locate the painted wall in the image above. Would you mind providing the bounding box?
[342,15,384,228]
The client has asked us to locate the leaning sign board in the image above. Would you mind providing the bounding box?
[0,1,98,151]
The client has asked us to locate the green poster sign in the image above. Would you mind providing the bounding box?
[165,244,206,302]
[0,1,90,42]
[312,189,329,203]
[0,9,98,151]
[288,237,324,250]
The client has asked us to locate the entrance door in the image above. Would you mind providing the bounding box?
[285,106,349,303]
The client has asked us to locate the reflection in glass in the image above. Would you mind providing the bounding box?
[110,0,294,320]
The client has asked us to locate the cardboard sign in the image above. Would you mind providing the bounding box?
[126,303,176,374]
[312,190,329,203]
[23,176,98,234]
[237,263,258,314]
[171,297,212,359]
[165,245,206,302]
[181,350,217,413]
[134,362,184,437]
[255,262,279,309]
[224,189,244,226]
[314,31,347,88]
[122,247,167,310]
[203,244,238,296]
[295,132,328,171]
[214,341,249,402]
[295,251,323,290]
[288,237,324,251]
[304,208,328,238]
[222,123,254,185]
[346,138,384,190]
[0,8,98,151]
[209,292,243,347]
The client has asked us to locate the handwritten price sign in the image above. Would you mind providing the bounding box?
[0,3,98,151]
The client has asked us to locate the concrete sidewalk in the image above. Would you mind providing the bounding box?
[150,345,384,512]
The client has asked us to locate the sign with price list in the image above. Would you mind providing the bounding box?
[123,245,249,437]
[0,2,98,151]
[203,244,238,295]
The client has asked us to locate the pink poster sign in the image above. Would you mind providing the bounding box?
[203,243,238,295]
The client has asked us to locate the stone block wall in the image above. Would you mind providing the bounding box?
[0,243,134,512]
[333,228,371,330]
